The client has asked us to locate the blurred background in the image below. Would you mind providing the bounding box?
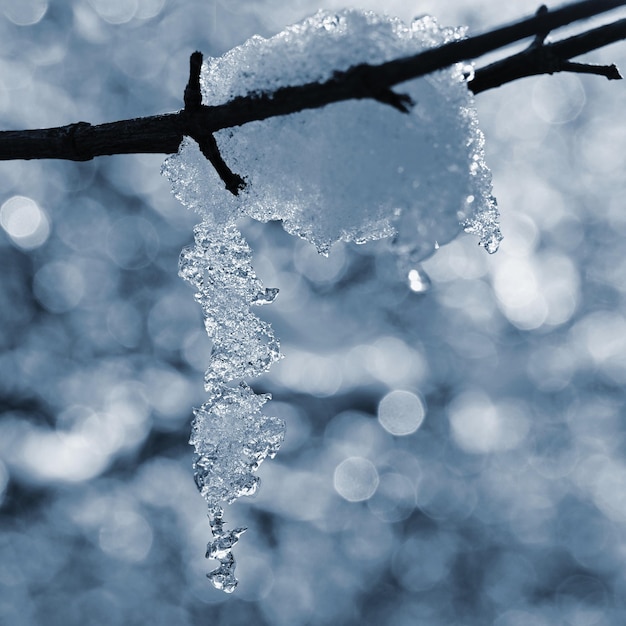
[1,0,626,624]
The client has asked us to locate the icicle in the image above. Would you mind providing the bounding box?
[180,220,285,592]
[204,505,246,593]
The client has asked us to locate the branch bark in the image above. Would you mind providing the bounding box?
[0,0,623,169]
[469,16,625,93]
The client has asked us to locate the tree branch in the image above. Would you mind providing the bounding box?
[0,0,623,178]
[470,17,625,93]
[183,51,246,194]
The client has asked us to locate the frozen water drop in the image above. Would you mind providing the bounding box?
[207,564,238,593]
[252,287,279,305]
[482,233,502,254]
[204,507,248,592]
[463,195,502,254]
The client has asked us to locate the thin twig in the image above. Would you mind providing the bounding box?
[531,5,551,48]
[184,51,204,110]
[183,51,246,194]
[470,17,625,92]
[560,60,622,78]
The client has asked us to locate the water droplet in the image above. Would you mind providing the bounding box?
[207,563,238,593]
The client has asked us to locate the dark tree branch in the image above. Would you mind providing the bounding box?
[193,131,246,195]
[0,0,623,188]
[559,60,621,78]
[0,114,184,160]
[470,17,626,93]
[183,51,246,194]
[184,51,203,109]
[531,5,551,48]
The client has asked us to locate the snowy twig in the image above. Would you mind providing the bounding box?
[0,0,624,179]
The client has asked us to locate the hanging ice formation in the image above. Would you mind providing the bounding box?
[177,221,284,592]
[163,9,502,592]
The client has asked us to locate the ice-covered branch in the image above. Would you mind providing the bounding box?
[0,0,624,168]
[165,11,507,590]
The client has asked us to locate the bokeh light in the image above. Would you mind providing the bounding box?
[0,195,49,249]
[1,0,48,26]
[377,389,426,436]
[334,457,379,502]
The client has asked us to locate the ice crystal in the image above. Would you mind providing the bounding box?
[163,8,502,593]
[191,383,284,506]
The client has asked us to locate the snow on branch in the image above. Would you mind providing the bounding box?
[0,0,623,181]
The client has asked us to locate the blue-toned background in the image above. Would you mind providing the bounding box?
[1,1,625,624]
